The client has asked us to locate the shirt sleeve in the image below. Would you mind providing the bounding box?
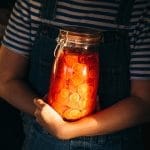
[1,0,33,56]
[129,0,150,80]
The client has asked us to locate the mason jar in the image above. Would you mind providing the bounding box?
[47,27,102,121]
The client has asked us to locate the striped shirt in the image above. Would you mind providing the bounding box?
[1,0,150,80]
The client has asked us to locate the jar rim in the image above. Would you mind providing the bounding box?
[58,26,103,45]
[60,26,101,35]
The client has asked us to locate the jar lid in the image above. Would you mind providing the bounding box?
[59,26,103,45]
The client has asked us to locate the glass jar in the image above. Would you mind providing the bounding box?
[47,27,102,121]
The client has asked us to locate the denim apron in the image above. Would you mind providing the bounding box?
[22,0,144,149]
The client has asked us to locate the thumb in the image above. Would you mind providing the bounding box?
[34,98,47,109]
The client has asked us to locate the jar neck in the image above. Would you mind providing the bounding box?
[57,28,102,47]
[57,29,102,52]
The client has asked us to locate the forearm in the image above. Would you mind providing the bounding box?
[64,96,150,139]
[0,46,38,116]
[33,80,150,140]
[0,79,38,115]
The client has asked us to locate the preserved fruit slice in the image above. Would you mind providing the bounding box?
[68,92,80,109]
[77,83,88,97]
[70,74,84,86]
[64,54,78,67]
[63,109,81,120]
[78,98,87,109]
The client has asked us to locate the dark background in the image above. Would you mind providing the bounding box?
[0,0,16,9]
[0,1,150,150]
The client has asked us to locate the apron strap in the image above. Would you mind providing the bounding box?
[40,0,57,20]
[116,0,135,26]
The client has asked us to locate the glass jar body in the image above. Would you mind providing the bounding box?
[47,29,101,121]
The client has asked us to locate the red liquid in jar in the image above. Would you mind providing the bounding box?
[47,48,99,121]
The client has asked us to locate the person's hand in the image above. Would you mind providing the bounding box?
[34,99,70,139]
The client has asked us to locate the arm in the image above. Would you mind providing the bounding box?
[34,79,150,139]
[0,0,39,115]
[0,45,38,115]
[66,80,150,137]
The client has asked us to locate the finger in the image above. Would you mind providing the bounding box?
[35,117,46,129]
[34,99,46,109]
[35,116,41,124]
[34,109,38,117]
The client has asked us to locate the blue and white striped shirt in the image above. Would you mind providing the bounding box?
[2,0,150,79]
